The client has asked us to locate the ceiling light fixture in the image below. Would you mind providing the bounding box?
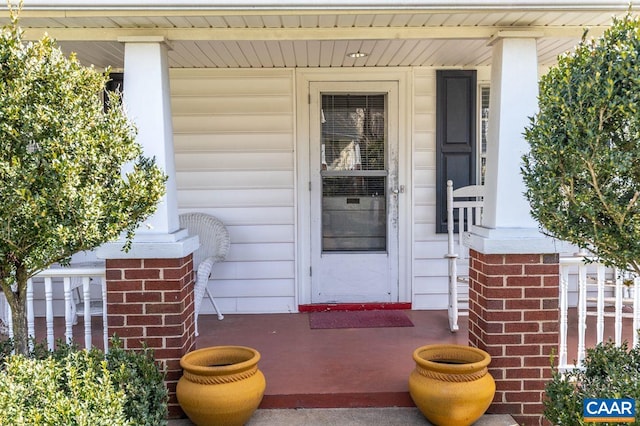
[347,51,368,58]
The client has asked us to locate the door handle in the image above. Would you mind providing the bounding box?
[392,185,405,195]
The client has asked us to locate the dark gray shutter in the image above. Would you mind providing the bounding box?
[435,70,477,233]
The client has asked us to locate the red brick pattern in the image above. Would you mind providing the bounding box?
[468,250,559,426]
[105,256,196,418]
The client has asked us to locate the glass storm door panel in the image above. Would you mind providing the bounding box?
[309,82,399,303]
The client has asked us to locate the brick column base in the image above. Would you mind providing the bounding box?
[105,256,196,418]
[468,250,559,426]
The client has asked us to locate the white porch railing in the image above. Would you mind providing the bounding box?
[0,263,107,352]
[559,255,640,370]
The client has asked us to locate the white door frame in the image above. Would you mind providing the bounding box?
[295,68,413,307]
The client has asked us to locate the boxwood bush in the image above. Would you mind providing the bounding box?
[0,337,168,426]
[545,340,640,425]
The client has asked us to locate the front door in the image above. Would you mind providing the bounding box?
[309,81,399,303]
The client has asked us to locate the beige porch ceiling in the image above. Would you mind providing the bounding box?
[1,8,632,69]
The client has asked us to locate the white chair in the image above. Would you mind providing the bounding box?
[445,180,484,332]
[179,213,230,336]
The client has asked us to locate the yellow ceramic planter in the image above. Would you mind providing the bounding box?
[177,346,266,426]
[409,344,495,426]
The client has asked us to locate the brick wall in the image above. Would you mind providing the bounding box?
[468,250,559,426]
[105,256,196,418]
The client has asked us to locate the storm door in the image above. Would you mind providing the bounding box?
[309,81,399,303]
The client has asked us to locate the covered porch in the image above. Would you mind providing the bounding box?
[2,2,637,424]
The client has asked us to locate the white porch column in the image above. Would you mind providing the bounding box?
[122,36,179,237]
[96,36,195,259]
[483,35,539,230]
[468,33,566,253]
[466,34,564,425]
[93,38,198,418]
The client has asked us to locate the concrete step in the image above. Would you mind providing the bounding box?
[169,408,517,426]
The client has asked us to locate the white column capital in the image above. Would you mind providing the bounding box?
[488,31,544,46]
[118,36,167,44]
[95,233,199,260]
[465,226,575,255]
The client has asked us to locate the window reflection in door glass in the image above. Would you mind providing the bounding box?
[320,94,387,252]
[321,95,385,171]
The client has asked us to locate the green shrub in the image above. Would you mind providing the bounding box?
[545,340,640,425]
[0,336,168,426]
[522,14,640,275]
[0,6,167,356]
[0,352,128,425]
[106,338,168,426]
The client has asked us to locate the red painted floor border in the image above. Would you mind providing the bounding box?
[298,303,412,312]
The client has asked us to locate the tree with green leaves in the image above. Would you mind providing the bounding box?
[522,14,640,276]
[0,7,167,355]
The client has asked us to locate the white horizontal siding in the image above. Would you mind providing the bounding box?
[215,261,294,280]
[180,208,293,226]
[414,259,449,278]
[173,114,293,134]
[413,292,449,310]
[412,68,449,309]
[177,171,294,189]
[225,243,294,262]
[227,225,294,242]
[414,276,448,294]
[175,152,292,171]
[235,297,297,314]
[413,241,449,261]
[178,189,294,207]
[214,279,295,297]
[171,68,296,314]
[171,71,293,96]
[173,133,293,151]
[172,95,293,115]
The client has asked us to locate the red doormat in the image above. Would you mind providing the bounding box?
[309,310,414,329]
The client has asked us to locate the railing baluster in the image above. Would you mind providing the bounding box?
[6,290,13,340]
[82,277,92,348]
[63,277,73,344]
[596,264,605,344]
[458,207,466,257]
[634,276,640,348]
[101,277,108,353]
[559,263,569,369]
[26,279,35,347]
[614,271,623,345]
[44,277,54,351]
[577,262,587,365]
